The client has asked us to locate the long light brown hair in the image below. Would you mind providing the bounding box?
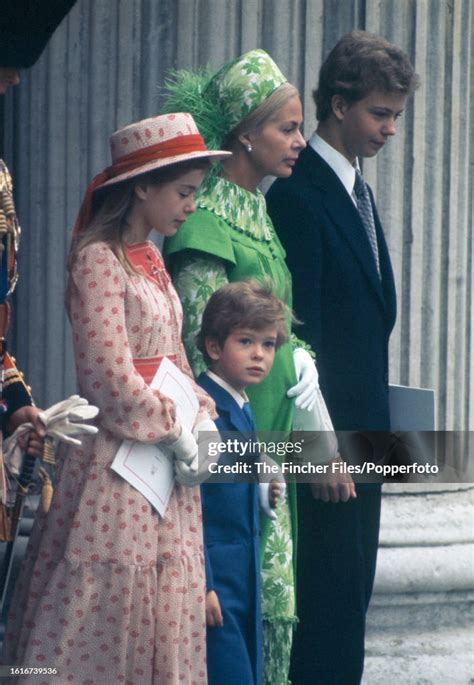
[68,158,210,274]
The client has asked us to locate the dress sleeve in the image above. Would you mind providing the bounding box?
[289,333,316,359]
[67,243,181,444]
[172,252,229,377]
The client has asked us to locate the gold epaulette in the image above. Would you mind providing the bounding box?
[2,353,33,397]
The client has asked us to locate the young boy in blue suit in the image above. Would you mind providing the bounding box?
[195,280,287,685]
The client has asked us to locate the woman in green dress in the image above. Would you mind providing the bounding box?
[163,50,319,685]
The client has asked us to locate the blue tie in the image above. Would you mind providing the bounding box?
[242,402,256,432]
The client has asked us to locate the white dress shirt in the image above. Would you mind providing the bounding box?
[205,370,248,408]
[309,131,359,206]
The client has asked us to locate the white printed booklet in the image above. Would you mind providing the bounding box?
[111,357,198,518]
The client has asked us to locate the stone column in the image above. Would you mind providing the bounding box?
[364,484,474,683]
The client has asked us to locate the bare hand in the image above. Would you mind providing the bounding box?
[205,590,224,628]
[310,454,357,503]
[8,405,45,435]
[8,406,46,458]
[269,480,283,508]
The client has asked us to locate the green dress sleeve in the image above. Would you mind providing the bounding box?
[171,252,229,377]
[290,332,316,359]
[165,209,237,266]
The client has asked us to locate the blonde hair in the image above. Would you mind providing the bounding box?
[225,81,300,149]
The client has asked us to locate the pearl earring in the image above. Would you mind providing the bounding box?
[247,143,253,153]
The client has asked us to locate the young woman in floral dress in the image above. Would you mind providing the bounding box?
[2,113,229,685]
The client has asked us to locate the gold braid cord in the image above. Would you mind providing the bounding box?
[0,160,28,540]
[39,437,56,513]
[0,159,21,295]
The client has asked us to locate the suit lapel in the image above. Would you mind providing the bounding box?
[370,190,397,330]
[301,147,387,309]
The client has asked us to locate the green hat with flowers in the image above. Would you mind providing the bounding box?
[163,49,287,151]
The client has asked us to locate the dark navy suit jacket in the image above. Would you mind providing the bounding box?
[198,372,262,685]
[267,145,397,432]
[266,144,397,683]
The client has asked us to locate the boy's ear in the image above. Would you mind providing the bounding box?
[331,94,349,121]
[205,337,222,362]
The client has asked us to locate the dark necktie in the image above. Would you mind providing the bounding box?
[353,170,381,277]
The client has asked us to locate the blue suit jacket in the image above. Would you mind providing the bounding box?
[267,146,397,432]
[197,372,262,684]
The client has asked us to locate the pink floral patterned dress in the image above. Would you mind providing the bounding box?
[3,241,215,685]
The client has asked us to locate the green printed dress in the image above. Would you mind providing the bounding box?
[165,175,298,685]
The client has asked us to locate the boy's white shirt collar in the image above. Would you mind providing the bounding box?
[309,131,359,204]
[205,370,249,409]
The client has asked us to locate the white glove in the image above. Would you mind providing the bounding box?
[39,395,99,446]
[174,419,220,486]
[168,425,198,468]
[287,348,319,411]
[4,395,99,475]
[258,454,287,519]
[291,372,339,465]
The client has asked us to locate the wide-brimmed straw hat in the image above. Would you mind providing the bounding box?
[72,112,230,237]
[102,112,230,188]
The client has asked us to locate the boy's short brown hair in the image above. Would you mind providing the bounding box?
[196,280,290,365]
[314,30,420,122]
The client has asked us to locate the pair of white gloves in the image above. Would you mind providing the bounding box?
[4,395,99,476]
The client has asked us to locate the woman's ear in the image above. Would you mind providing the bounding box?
[134,183,148,201]
[237,130,253,150]
[205,337,222,362]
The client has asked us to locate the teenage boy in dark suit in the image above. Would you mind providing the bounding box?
[266,30,419,684]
